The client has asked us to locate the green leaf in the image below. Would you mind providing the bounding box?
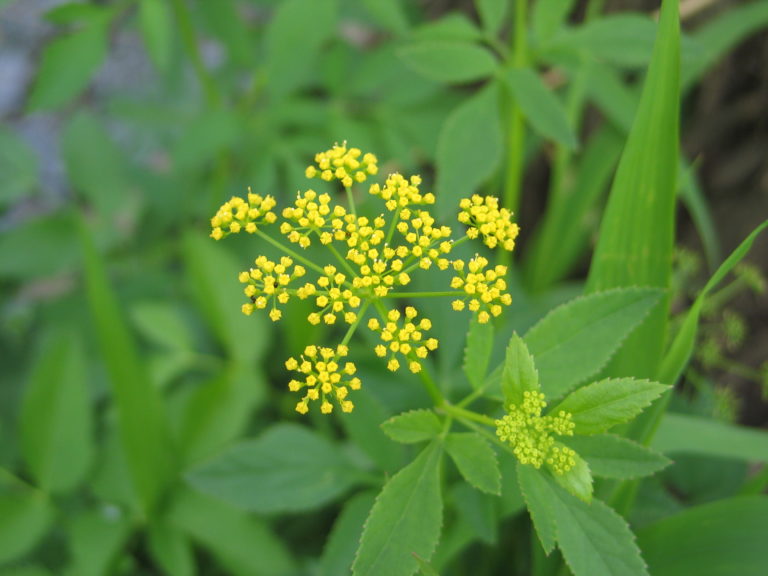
[532,0,576,44]
[415,556,441,576]
[563,434,670,479]
[79,217,175,515]
[545,15,657,68]
[176,365,266,464]
[61,112,131,217]
[265,0,338,97]
[320,491,377,576]
[553,378,668,435]
[173,109,240,170]
[147,519,194,576]
[353,443,443,576]
[451,483,497,544]
[549,476,648,576]
[0,129,38,206]
[523,126,624,291]
[516,464,557,554]
[0,482,53,564]
[501,67,577,149]
[652,413,768,463]
[683,1,768,91]
[361,0,409,35]
[139,0,173,72]
[524,288,664,398]
[381,409,442,444]
[183,231,268,365]
[413,13,482,42]
[463,318,494,390]
[198,0,252,66]
[585,0,680,379]
[638,496,768,576]
[130,301,193,352]
[186,423,360,513]
[659,221,767,384]
[475,0,508,36]
[435,83,502,220]
[398,41,497,84]
[20,330,93,493]
[501,333,539,407]
[551,449,593,503]
[341,390,404,472]
[445,433,500,495]
[168,488,295,576]
[27,15,110,110]
[64,510,131,576]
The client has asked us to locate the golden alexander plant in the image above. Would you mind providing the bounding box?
[209,143,519,415]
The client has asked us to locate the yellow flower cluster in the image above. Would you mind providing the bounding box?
[239,256,306,321]
[286,345,361,414]
[306,265,361,325]
[368,307,438,373]
[210,191,277,240]
[280,190,347,247]
[458,195,520,251]
[305,143,378,187]
[450,256,512,323]
[369,173,434,211]
[209,144,521,414]
[395,209,453,270]
[495,391,576,474]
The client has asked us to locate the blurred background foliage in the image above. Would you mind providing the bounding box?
[0,0,767,574]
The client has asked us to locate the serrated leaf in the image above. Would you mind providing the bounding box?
[168,488,295,576]
[548,476,648,576]
[553,378,668,435]
[516,464,557,554]
[381,410,442,444]
[501,333,539,407]
[463,318,494,390]
[638,496,768,576]
[186,424,360,513]
[436,83,502,219]
[444,433,500,495]
[475,0,507,36]
[27,17,110,110]
[524,288,663,398]
[551,449,593,503]
[20,330,93,493]
[585,0,680,379]
[501,67,577,149]
[563,434,670,479]
[353,443,443,576]
[398,41,497,84]
[320,491,377,576]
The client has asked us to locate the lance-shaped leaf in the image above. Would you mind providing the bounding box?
[551,449,593,503]
[552,378,669,435]
[585,0,680,380]
[463,317,494,390]
[516,464,557,554]
[398,41,498,84]
[353,443,443,576]
[501,333,539,407]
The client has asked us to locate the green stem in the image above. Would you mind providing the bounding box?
[441,403,497,427]
[327,242,358,278]
[345,186,357,218]
[339,301,370,349]
[256,231,326,275]
[385,207,402,245]
[169,0,220,107]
